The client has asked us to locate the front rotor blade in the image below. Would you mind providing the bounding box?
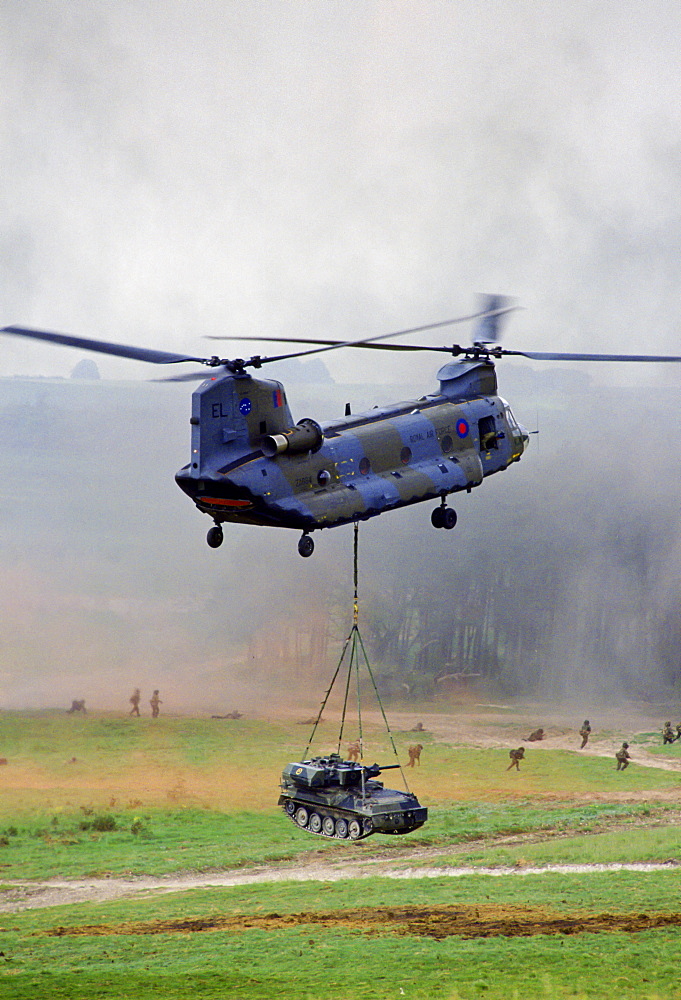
[206,334,451,353]
[1,325,208,365]
[240,305,521,367]
[506,349,681,363]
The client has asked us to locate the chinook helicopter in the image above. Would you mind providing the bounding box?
[2,297,680,557]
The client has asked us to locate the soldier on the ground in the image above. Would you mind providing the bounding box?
[67,700,86,714]
[615,742,631,770]
[579,720,591,748]
[129,688,141,717]
[150,690,162,718]
[506,747,525,771]
[411,721,425,732]
[676,724,681,742]
[525,728,544,742]
[662,722,675,744]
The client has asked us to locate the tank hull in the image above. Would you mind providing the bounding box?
[279,755,428,840]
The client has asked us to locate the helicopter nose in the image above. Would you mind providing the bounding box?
[520,425,530,450]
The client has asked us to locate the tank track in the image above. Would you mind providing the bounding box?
[281,800,373,841]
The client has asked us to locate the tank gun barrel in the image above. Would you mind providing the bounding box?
[361,762,402,778]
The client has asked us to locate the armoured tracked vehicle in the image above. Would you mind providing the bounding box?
[279,752,427,840]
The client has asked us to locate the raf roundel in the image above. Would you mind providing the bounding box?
[239,398,252,415]
[456,418,469,438]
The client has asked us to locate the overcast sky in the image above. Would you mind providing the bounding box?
[2,0,681,386]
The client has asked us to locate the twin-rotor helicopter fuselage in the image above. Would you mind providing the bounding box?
[174,358,529,556]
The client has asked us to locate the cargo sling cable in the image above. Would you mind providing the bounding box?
[277,523,428,840]
[303,523,406,782]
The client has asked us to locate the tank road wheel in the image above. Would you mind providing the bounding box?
[298,533,314,558]
[442,507,457,530]
[322,816,335,837]
[207,525,223,548]
[431,506,445,529]
[309,813,322,834]
[284,800,295,816]
[294,807,309,828]
[335,818,348,839]
[348,819,362,840]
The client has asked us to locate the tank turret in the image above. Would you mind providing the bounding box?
[278,752,427,840]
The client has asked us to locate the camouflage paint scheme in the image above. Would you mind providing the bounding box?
[175,359,529,534]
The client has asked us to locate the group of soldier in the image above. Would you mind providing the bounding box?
[506,720,633,772]
[129,688,162,717]
[66,690,163,717]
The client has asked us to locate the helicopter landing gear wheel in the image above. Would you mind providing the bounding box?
[298,533,314,558]
[206,524,223,548]
[432,505,457,530]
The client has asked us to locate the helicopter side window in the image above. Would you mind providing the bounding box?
[478,415,498,451]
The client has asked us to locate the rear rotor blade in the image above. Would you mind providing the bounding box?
[505,349,681,363]
[1,325,208,365]
[152,371,221,382]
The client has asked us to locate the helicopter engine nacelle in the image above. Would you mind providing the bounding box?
[261,418,323,458]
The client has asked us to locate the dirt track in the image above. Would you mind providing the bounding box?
[1,858,678,915]
[44,902,681,940]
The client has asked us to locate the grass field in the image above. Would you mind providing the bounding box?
[1,707,681,999]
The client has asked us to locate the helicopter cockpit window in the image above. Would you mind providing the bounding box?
[478,415,498,451]
[501,400,521,434]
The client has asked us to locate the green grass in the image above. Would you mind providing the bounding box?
[0,711,307,775]
[3,927,680,999]
[450,825,681,867]
[0,808,306,879]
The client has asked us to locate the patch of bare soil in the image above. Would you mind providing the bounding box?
[45,904,681,940]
